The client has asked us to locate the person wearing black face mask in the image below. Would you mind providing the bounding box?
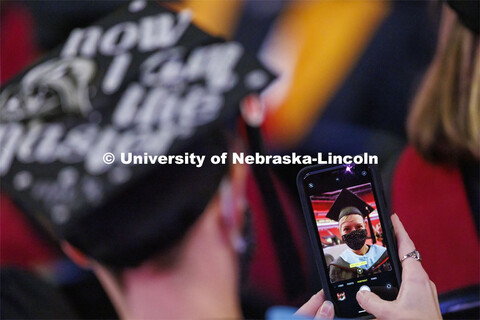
[326,189,391,283]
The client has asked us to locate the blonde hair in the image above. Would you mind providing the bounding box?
[407,7,480,165]
[338,214,365,231]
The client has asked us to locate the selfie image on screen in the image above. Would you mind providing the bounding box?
[309,184,392,284]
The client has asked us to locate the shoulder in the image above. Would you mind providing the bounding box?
[371,244,386,254]
[370,245,389,264]
[331,255,349,268]
[340,248,355,262]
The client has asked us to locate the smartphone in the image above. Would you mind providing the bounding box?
[297,164,402,318]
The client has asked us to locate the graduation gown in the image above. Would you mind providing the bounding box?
[329,246,391,283]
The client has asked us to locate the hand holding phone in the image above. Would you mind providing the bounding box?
[297,164,401,318]
[296,163,441,319]
[356,214,442,320]
[296,214,441,320]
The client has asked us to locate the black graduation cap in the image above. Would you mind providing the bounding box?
[0,1,274,267]
[326,188,376,243]
[326,189,374,222]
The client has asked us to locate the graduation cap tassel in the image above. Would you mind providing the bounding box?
[244,123,306,300]
[366,208,376,245]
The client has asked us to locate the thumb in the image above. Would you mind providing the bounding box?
[356,290,389,318]
[315,300,334,320]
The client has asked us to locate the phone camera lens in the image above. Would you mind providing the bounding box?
[308,183,314,188]
[361,171,367,176]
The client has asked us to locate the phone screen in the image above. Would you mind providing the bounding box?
[302,164,399,318]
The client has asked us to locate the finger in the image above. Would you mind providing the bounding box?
[391,214,426,280]
[391,214,429,282]
[356,290,389,318]
[296,290,326,316]
[430,281,442,315]
[315,300,334,320]
[391,214,416,258]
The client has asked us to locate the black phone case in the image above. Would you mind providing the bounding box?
[296,164,402,318]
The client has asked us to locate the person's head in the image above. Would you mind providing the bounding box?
[338,207,369,252]
[0,4,275,318]
[407,1,479,164]
[62,161,249,319]
[338,208,366,236]
[326,189,373,253]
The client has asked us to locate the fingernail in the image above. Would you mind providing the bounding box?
[318,300,334,317]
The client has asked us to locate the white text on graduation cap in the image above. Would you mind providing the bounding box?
[61,10,192,58]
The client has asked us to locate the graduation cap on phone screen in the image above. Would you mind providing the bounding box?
[326,188,377,244]
[0,1,274,267]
